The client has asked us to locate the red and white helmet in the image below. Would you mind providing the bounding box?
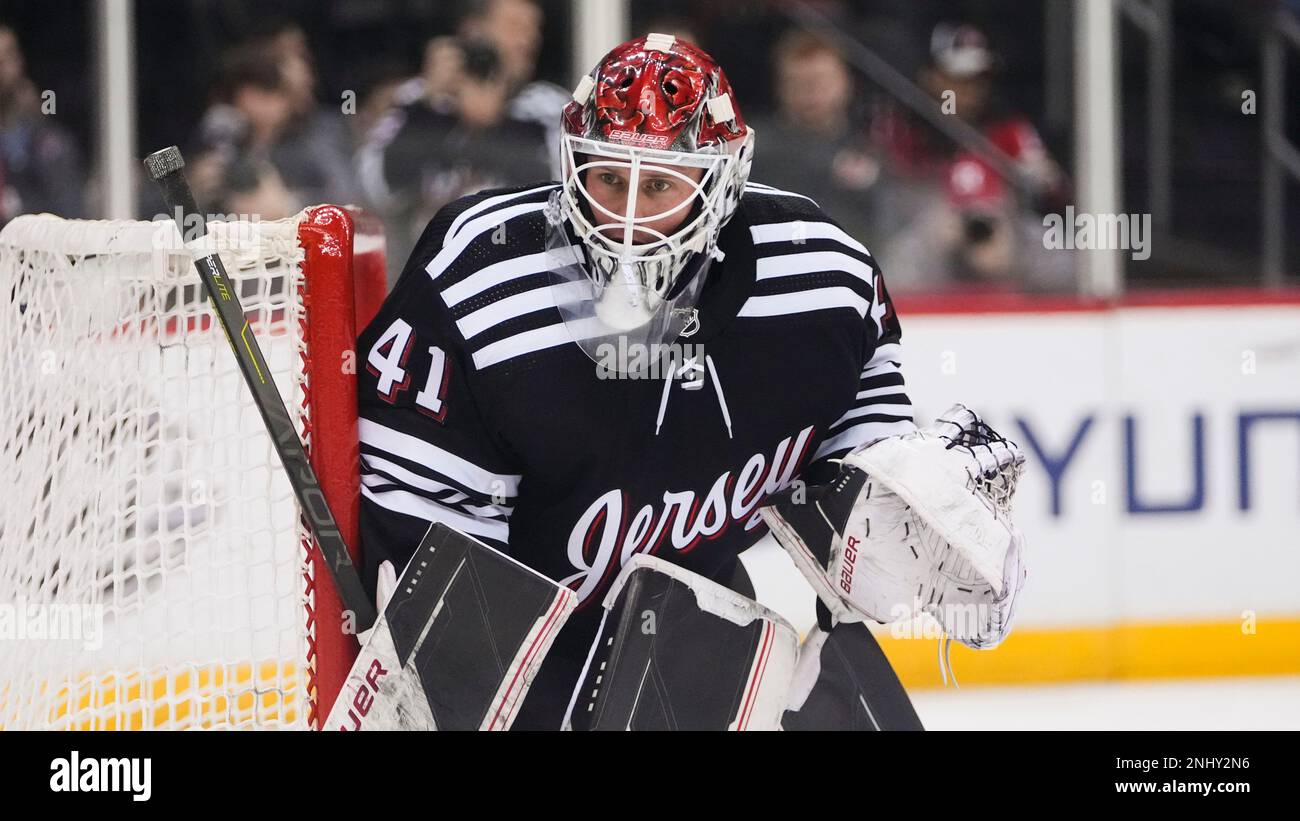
[556,33,754,325]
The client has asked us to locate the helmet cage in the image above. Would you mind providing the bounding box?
[558,131,750,307]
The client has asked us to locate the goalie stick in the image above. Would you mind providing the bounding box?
[144,146,376,631]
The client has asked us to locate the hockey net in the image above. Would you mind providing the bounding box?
[0,205,385,729]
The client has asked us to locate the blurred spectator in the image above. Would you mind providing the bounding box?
[355,0,565,277]
[189,31,359,220]
[751,30,882,245]
[459,0,569,177]
[259,22,361,206]
[639,18,702,46]
[221,158,298,221]
[0,24,85,224]
[357,36,550,273]
[366,35,464,133]
[347,59,413,150]
[883,153,1074,292]
[872,22,1073,292]
[421,36,466,116]
[189,44,298,213]
[873,22,1068,208]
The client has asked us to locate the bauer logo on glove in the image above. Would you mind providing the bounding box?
[760,404,1028,650]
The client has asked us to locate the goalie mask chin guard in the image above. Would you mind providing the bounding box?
[545,189,716,376]
[552,33,754,375]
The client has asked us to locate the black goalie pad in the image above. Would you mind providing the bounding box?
[329,523,576,731]
[563,554,797,731]
[781,621,924,731]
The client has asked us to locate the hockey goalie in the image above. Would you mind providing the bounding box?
[354,32,1029,729]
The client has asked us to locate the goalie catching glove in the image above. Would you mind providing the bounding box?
[760,405,1027,650]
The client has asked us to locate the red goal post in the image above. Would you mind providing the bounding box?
[297,206,386,727]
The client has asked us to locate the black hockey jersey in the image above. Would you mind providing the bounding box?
[355,181,916,728]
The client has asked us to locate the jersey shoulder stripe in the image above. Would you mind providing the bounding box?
[736,286,871,320]
[443,183,559,246]
[426,194,555,286]
[754,249,874,289]
[738,241,878,322]
[749,219,870,257]
[743,182,820,208]
[416,184,583,372]
[735,189,882,321]
[441,246,577,309]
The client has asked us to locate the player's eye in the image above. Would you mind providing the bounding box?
[597,172,624,188]
[645,178,672,194]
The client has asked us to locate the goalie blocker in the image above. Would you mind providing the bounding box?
[329,524,576,731]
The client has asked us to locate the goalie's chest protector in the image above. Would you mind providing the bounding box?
[454,188,883,604]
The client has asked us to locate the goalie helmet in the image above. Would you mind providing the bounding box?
[547,33,754,367]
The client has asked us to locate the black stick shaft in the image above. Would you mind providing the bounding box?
[145,146,376,631]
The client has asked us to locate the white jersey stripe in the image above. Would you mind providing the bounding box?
[467,315,610,370]
[360,472,511,520]
[863,343,903,370]
[362,454,515,511]
[456,281,585,340]
[446,184,557,242]
[442,246,583,309]
[755,250,874,287]
[426,201,548,283]
[359,418,522,496]
[812,418,917,461]
[361,484,510,543]
[737,287,869,320]
[463,501,515,518]
[749,220,868,256]
[859,364,904,385]
[744,182,819,205]
[855,384,910,402]
[829,403,914,429]
[471,322,573,370]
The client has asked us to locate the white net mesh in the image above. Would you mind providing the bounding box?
[0,214,318,729]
